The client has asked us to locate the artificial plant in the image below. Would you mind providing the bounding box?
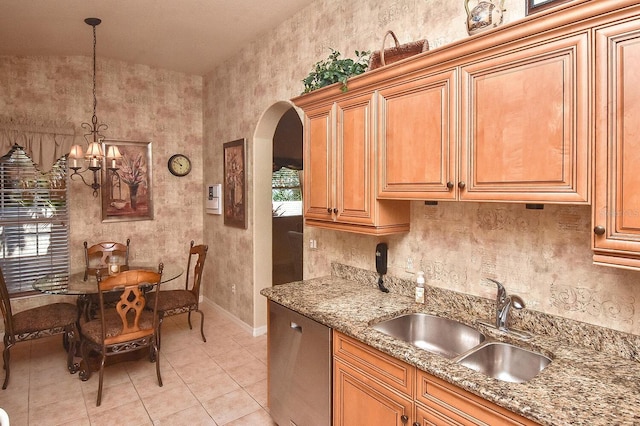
[302,49,371,94]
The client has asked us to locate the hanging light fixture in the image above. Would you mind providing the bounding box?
[68,18,120,197]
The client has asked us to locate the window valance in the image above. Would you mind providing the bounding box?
[0,116,77,172]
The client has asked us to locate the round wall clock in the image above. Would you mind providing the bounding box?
[168,154,192,177]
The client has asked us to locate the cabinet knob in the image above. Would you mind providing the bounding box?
[594,225,605,236]
[400,415,408,424]
[413,423,421,426]
[333,208,339,214]
[327,208,332,213]
[458,181,466,189]
[446,181,454,190]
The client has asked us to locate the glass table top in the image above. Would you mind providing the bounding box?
[33,263,184,295]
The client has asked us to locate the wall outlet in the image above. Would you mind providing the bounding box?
[309,239,318,250]
[231,284,236,294]
[406,257,414,272]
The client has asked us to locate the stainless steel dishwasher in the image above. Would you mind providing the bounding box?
[268,300,332,426]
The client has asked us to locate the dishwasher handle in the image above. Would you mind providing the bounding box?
[290,322,303,333]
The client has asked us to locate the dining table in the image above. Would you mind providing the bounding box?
[32,263,184,296]
[32,262,184,376]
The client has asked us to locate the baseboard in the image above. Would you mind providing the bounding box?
[202,297,266,337]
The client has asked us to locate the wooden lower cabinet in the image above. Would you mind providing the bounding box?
[334,358,413,426]
[415,371,538,426]
[334,331,539,426]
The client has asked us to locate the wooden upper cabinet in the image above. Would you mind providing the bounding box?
[303,104,333,222]
[335,94,375,225]
[460,31,590,203]
[593,18,640,269]
[377,69,457,200]
[297,91,410,235]
[377,30,590,204]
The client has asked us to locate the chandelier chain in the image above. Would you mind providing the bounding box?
[92,23,97,127]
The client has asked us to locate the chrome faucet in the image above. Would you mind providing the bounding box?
[487,278,525,331]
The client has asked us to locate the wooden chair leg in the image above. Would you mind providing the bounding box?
[196,310,206,342]
[187,311,193,330]
[2,343,11,390]
[65,326,79,374]
[97,355,106,406]
[154,343,163,387]
[156,314,164,351]
[79,339,92,382]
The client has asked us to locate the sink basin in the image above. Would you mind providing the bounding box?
[456,342,551,383]
[371,313,486,359]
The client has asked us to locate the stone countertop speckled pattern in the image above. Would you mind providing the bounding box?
[261,276,640,426]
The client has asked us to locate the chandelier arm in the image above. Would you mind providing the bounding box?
[69,166,101,197]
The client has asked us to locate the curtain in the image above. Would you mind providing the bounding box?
[0,116,77,172]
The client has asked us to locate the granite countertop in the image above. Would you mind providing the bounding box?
[261,275,640,426]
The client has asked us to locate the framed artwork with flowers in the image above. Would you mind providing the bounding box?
[101,139,154,222]
[223,138,247,229]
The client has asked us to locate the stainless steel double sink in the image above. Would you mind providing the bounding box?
[371,313,551,383]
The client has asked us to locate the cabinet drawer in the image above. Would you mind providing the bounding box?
[333,331,413,397]
[415,402,462,426]
[416,370,539,426]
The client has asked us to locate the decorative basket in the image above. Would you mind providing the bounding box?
[368,30,429,70]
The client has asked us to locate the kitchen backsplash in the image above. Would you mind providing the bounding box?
[305,201,640,337]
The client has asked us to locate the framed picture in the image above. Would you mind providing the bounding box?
[526,0,571,15]
[101,139,154,222]
[223,138,247,229]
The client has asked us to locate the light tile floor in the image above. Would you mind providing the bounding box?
[0,303,276,426]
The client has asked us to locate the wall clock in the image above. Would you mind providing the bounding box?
[168,154,192,177]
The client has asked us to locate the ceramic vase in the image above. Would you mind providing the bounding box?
[465,0,505,36]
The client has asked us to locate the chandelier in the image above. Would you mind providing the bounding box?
[68,18,121,197]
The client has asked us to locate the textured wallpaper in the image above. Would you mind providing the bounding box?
[0,55,204,303]
[203,0,640,335]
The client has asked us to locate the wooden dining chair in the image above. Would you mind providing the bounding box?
[79,264,163,406]
[145,241,208,346]
[83,239,131,281]
[82,239,130,320]
[0,267,78,389]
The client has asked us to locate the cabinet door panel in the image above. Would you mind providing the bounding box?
[304,106,333,221]
[336,94,375,224]
[378,70,457,200]
[334,359,413,426]
[593,20,640,267]
[461,32,589,203]
[416,370,539,426]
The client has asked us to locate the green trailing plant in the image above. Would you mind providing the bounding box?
[302,49,371,94]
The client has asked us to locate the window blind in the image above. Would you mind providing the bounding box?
[0,144,69,294]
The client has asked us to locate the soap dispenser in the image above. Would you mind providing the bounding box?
[415,271,425,304]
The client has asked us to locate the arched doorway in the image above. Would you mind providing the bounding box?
[272,107,303,285]
[252,101,303,331]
